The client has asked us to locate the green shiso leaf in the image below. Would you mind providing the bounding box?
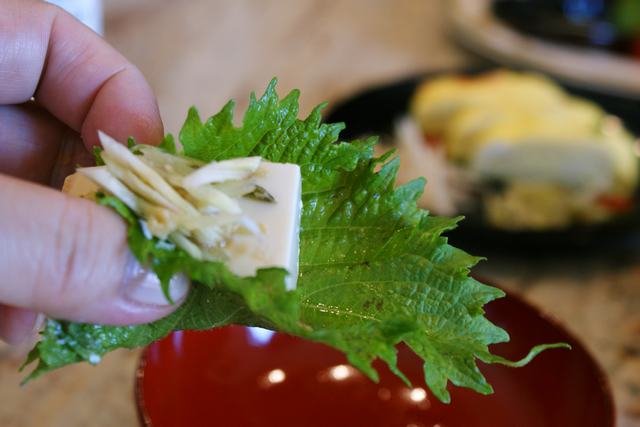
[23,79,568,402]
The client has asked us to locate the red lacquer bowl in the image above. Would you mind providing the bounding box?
[135,291,614,427]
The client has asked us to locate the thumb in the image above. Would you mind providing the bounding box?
[0,174,189,325]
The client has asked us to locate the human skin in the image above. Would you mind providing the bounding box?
[0,0,188,344]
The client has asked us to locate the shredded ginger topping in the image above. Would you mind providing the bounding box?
[79,131,274,261]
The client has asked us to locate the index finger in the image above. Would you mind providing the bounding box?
[0,0,163,147]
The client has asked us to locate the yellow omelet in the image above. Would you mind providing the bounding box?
[409,70,638,229]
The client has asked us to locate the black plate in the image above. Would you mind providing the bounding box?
[325,68,640,254]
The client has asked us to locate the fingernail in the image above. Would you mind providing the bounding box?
[122,255,189,306]
[32,313,45,334]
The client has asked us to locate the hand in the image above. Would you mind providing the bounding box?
[0,0,189,344]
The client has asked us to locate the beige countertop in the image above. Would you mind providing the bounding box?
[1,1,639,426]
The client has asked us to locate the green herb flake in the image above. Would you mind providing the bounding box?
[92,146,105,166]
[245,185,276,203]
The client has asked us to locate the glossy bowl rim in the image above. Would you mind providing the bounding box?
[133,285,616,427]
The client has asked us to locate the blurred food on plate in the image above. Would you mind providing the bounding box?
[387,70,639,230]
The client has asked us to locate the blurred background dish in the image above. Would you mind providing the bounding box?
[327,67,640,252]
[492,0,640,57]
[136,289,614,427]
[448,0,640,97]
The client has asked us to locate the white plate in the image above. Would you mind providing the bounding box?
[447,0,640,97]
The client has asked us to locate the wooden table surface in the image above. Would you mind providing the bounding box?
[1,1,639,426]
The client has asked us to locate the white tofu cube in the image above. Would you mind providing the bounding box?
[62,161,302,290]
[226,162,301,290]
